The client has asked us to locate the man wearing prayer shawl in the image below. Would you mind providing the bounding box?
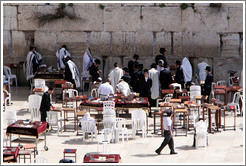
[195,61,209,85]
[108,62,124,91]
[148,63,160,107]
[116,80,131,96]
[56,45,71,70]
[25,46,39,84]
[181,57,193,86]
[82,48,94,78]
[64,56,80,89]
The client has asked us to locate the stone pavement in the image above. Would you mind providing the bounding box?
[2,87,244,164]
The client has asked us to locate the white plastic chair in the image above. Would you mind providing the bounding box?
[28,94,42,121]
[97,128,114,153]
[46,111,62,135]
[81,120,97,143]
[3,89,12,111]
[34,79,48,94]
[131,109,147,139]
[217,80,226,86]
[5,109,17,127]
[171,83,182,92]
[115,118,128,143]
[189,85,201,101]
[35,157,48,163]
[63,89,78,107]
[103,115,116,131]
[194,120,208,149]
[4,66,17,87]
[91,88,99,98]
[228,92,241,115]
[156,94,173,107]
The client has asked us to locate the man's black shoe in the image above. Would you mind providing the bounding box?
[155,150,160,155]
[170,151,178,155]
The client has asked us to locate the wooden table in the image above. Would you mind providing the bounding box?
[153,110,169,136]
[184,103,200,130]
[227,86,242,102]
[83,153,121,163]
[64,149,77,163]
[169,99,182,104]
[161,89,174,98]
[196,95,208,104]
[33,88,45,95]
[202,104,221,133]
[214,85,227,104]
[18,150,32,163]
[224,105,236,130]
[63,108,77,132]
[173,108,188,136]
[3,146,19,163]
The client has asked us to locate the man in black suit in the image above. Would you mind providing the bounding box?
[160,64,173,89]
[131,63,144,93]
[89,59,101,82]
[128,54,139,78]
[121,67,131,85]
[155,48,168,67]
[202,66,213,102]
[174,60,185,89]
[40,87,54,122]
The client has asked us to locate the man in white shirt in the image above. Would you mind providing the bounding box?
[56,45,71,70]
[155,110,178,155]
[116,79,131,96]
[108,62,123,90]
[98,80,114,96]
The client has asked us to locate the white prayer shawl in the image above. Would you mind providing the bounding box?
[108,67,123,90]
[181,57,192,83]
[98,82,114,96]
[195,61,209,84]
[148,68,160,99]
[82,48,94,78]
[25,51,36,81]
[157,66,164,76]
[56,48,71,69]
[79,112,96,126]
[35,51,42,61]
[116,81,131,96]
[67,60,81,88]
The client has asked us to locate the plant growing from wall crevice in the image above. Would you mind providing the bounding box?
[180,3,188,10]
[159,3,166,8]
[99,4,105,10]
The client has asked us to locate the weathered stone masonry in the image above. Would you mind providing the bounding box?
[3,3,243,85]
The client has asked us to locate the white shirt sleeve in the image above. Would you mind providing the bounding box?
[167,118,172,127]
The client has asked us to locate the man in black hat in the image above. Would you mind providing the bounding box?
[159,64,173,89]
[174,60,185,89]
[128,54,139,78]
[40,87,54,122]
[89,59,101,82]
[202,66,213,102]
[155,110,178,155]
[155,48,168,66]
[131,62,144,93]
[121,67,131,85]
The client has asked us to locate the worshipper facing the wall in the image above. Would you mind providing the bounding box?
[160,64,173,90]
[89,59,101,82]
[40,87,54,122]
[131,63,144,93]
[79,112,96,127]
[98,80,114,97]
[148,63,160,108]
[202,66,213,102]
[181,57,193,89]
[155,110,178,155]
[56,45,71,70]
[174,60,185,89]
[25,46,39,85]
[128,54,139,78]
[121,67,131,85]
[108,62,124,91]
[64,56,80,89]
[157,60,164,76]
[116,79,131,96]
[155,48,168,66]
[195,61,209,85]
[33,47,43,64]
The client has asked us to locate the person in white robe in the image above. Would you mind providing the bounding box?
[195,61,209,85]
[108,62,123,90]
[79,112,96,126]
[116,80,131,96]
[98,81,114,96]
[157,60,164,75]
[82,48,94,78]
[181,57,192,84]
[148,63,160,106]
[33,47,42,64]
[56,45,71,70]
[66,57,81,89]
[25,47,39,82]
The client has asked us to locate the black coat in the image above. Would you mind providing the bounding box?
[32,55,39,74]
[89,64,99,82]
[40,91,51,121]
[155,54,168,66]
[160,69,173,89]
[128,60,137,77]
[139,78,152,98]
[203,73,213,95]
[175,67,185,88]
[131,70,144,93]
[121,74,131,85]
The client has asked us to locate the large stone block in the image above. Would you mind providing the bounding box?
[142,7,182,31]
[193,32,220,58]
[155,32,171,56]
[12,31,27,58]
[99,31,112,56]
[18,5,104,31]
[173,32,194,57]
[3,31,11,64]
[104,7,141,31]
[223,3,243,7]
[228,7,243,32]
[3,6,18,30]
[221,33,240,58]
[135,31,153,58]
[181,7,228,32]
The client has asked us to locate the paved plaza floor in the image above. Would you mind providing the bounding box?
[2,86,244,164]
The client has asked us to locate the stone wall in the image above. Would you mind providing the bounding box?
[3,3,243,85]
